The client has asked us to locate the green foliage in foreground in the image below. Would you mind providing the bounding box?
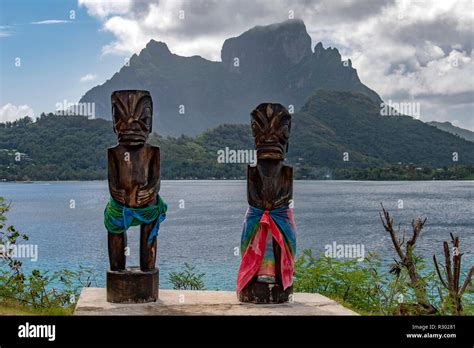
[294,249,473,315]
[0,299,73,315]
[0,193,208,314]
[0,196,97,314]
[168,263,206,290]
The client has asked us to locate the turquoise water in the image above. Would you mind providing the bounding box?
[0,180,472,290]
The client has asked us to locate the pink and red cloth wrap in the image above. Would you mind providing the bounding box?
[236,205,297,294]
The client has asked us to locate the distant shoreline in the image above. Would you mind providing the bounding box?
[1,179,474,184]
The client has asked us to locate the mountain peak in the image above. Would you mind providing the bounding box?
[221,19,312,73]
[144,39,172,56]
[313,41,341,62]
[314,42,324,52]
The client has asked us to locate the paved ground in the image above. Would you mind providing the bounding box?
[74,288,358,315]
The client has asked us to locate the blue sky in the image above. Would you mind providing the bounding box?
[1,0,473,130]
[0,0,126,119]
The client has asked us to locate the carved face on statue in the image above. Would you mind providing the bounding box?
[112,90,153,146]
[251,103,291,160]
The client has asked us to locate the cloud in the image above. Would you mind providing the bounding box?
[0,26,12,37]
[79,0,132,18]
[30,20,71,25]
[0,104,35,123]
[1,21,69,38]
[80,73,98,82]
[79,0,320,59]
[79,0,474,130]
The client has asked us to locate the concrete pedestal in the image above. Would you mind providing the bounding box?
[74,288,358,315]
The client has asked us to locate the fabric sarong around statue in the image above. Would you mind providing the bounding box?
[104,195,167,244]
[236,205,296,294]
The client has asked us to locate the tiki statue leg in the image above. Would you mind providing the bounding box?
[108,232,127,271]
[140,223,157,272]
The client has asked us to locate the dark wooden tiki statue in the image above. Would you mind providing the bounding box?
[104,90,166,303]
[236,103,296,304]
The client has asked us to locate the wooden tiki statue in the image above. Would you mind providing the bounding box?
[236,103,296,304]
[105,90,166,303]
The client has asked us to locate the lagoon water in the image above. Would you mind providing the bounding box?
[0,180,472,290]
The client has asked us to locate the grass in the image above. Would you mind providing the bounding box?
[0,300,74,315]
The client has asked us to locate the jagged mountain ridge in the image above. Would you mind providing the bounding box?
[79,19,381,136]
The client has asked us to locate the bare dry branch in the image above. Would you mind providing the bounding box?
[380,203,405,261]
[459,266,473,295]
[434,233,471,314]
[380,203,432,309]
[443,241,453,288]
[433,255,448,288]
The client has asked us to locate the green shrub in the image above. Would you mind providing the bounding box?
[294,248,472,315]
[168,263,206,290]
[0,196,96,313]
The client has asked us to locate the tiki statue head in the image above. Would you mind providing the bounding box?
[112,90,153,146]
[250,103,291,160]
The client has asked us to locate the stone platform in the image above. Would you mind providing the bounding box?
[74,288,358,315]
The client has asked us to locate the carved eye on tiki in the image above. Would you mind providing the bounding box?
[251,120,261,137]
[140,102,153,132]
[281,124,290,139]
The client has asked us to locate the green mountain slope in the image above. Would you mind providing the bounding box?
[1,91,473,181]
[289,90,474,168]
[427,121,474,142]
